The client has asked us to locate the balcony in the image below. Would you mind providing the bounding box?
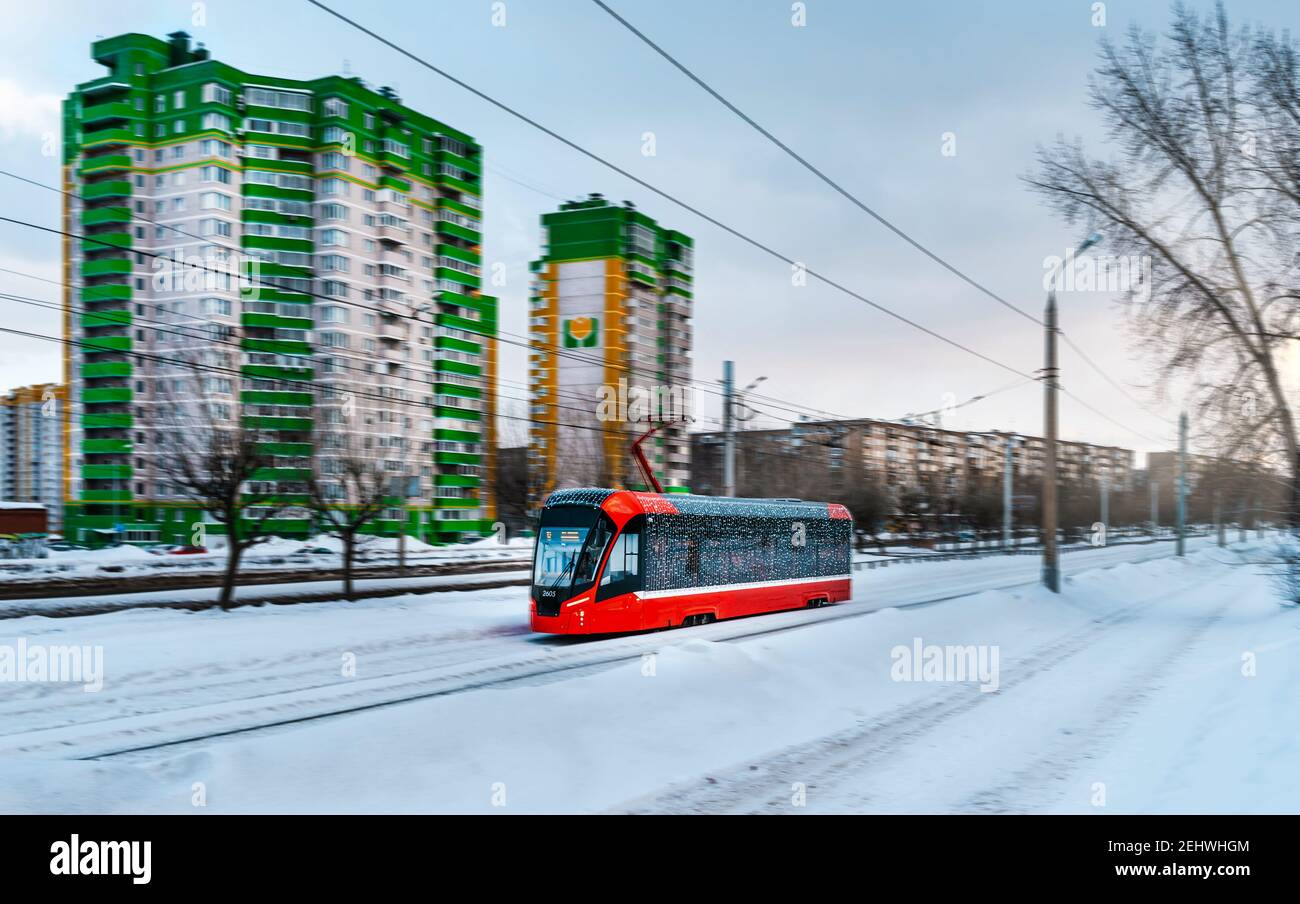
[82,126,135,147]
[81,101,134,124]
[81,232,132,255]
[83,386,133,405]
[80,283,132,303]
[79,154,132,176]
[80,309,132,329]
[82,180,132,202]
[377,223,409,245]
[81,206,132,227]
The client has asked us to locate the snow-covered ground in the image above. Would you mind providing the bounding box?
[0,533,533,583]
[0,535,1292,814]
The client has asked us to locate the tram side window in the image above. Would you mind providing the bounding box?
[597,516,643,600]
[572,513,616,594]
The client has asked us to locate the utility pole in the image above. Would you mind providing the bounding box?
[1150,478,1159,537]
[1215,489,1225,548]
[1176,411,1187,557]
[722,360,735,497]
[1003,435,1014,550]
[1100,471,1110,538]
[1042,291,1060,592]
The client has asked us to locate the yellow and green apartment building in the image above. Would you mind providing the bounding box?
[63,31,497,545]
[528,195,694,506]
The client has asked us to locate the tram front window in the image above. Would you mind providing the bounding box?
[534,506,597,589]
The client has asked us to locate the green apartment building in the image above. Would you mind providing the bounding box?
[528,194,693,505]
[63,31,497,545]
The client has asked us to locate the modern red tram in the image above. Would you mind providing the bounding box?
[530,488,853,635]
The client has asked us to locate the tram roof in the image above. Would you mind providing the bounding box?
[541,488,851,520]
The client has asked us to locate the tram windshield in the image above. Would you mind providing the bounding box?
[534,505,597,588]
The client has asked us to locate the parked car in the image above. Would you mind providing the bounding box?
[296,546,334,556]
[167,545,208,555]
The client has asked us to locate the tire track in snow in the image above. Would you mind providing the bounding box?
[611,559,1236,815]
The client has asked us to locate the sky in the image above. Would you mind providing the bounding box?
[0,0,1295,461]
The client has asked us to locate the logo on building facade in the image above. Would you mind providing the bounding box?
[563,316,599,348]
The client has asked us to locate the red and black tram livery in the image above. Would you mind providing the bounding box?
[530,488,853,635]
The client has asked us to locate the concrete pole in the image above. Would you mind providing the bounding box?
[722,360,736,497]
[1176,411,1187,557]
[1150,478,1159,537]
[1042,292,1060,592]
[1100,471,1110,538]
[1003,435,1014,550]
[1215,490,1225,548]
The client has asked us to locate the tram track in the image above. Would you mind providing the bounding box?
[0,556,531,605]
[0,537,1210,765]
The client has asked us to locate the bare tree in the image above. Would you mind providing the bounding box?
[1027,2,1299,526]
[154,386,298,610]
[492,447,530,536]
[307,441,393,602]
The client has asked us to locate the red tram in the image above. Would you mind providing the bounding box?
[530,488,853,635]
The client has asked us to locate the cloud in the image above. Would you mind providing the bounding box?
[0,78,61,144]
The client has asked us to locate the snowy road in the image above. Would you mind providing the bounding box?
[0,534,1292,813]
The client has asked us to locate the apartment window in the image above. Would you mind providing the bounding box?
[200,139,231,157]
[200,192,232,211]
[320,151,349,171]
[363,112,375,129]
[173,89,185,109]
[201,165,230,184]
[318,305,349,324]
[200,297,232,316]
[244,117,310,137]
[173,119,185,134]
[202,83,232,105]
[200,218,232,237]
[155,95,166,113]
[441,137,469,158]
[245,87,312,111]
[318,203,348,222]
[318,229,349,247]
[322,96,349,118]
[202,112,231,131]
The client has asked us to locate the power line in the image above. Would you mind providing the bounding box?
[302,0,1036,383]
[0,322,668,448]
[0,203,850,426]
[589,0,1040,330]
[589,0,1180,429]
[0,278,1029,449]
[0,281,678,431]
[0,165,863,426]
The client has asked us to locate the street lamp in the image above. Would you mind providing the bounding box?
[1042,232,1101,592]
[722,365,767,497]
